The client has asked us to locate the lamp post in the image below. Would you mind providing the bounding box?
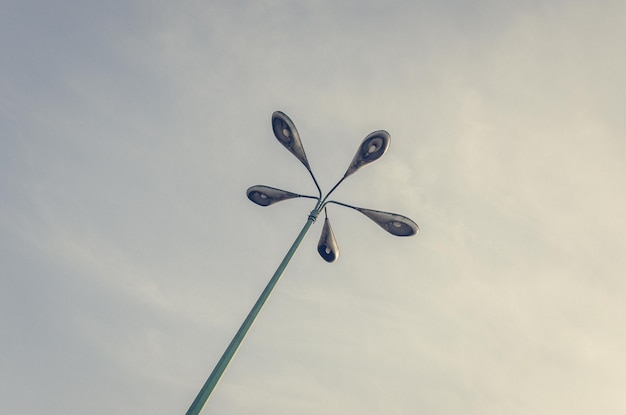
[185,111,419,414]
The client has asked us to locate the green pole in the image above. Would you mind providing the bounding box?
[185,208,320,415]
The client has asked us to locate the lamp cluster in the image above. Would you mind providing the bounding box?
[247,111,419,262]
[185,110,420,415]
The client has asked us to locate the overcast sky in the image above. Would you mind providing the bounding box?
[2,1,626,414]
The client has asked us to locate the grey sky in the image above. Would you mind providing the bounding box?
[2,1,625,414]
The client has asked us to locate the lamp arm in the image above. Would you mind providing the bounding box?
[321,199,356,211]
[320,176,347,206]
[305,167,323,200]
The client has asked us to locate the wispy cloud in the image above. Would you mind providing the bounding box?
[1,1,625,414]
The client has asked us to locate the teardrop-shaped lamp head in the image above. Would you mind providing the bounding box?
[317,217,340,262]
[246,185,302,207]
[344,130,391,177]
[272,111,311,170]
[355,207,419,236]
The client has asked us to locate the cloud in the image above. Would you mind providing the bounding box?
[2,1,626,414]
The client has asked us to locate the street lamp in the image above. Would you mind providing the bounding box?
[185,111,418,414]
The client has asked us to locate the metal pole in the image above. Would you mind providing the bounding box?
[185,208,320,415]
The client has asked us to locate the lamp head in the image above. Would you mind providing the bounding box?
[355,207,419,236]
[317,217,339,262]
[246,185,302,207]
[272,111,311,170]
[344,130,390,178]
